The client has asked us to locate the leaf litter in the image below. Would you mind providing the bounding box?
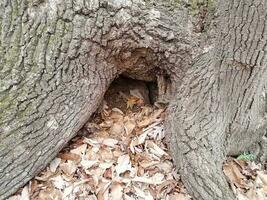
[8,95,267,200]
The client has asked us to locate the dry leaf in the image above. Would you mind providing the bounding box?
[112,108,124,115]
[96,182,111,200]
[83,138,100,146]
[14,103,267,200]
[143,122,165,140]
[146,141,168,157]
[124,194,135,200]
[223,160,248,189]
[70,144,87,156]
[80,160,98,169]
[258,171,267,185]
[99,162,113,169]
[133,186,154,200]
[139,160,159,168]
[246,188,262,200]
[156,161,173,173]
[127,96,139,109]
[103,167,113,179]
[58,152,80,162]
[60,161,77,176]
[20,186,30,200]
[110,182,123,200]
[132,173,165,185]
[51,176,66,190]
[124,120,136,135]
[29,180,39,195]
[110,122,125,135]
[130,132,148,153]
[102,138,119,147]
[99,148,114,160]
[168,193,191,200]
[50,158,61,173]
[63,185,74,199]
[137,109,164,128]
[115,154,131,176]
[110,111,124,121]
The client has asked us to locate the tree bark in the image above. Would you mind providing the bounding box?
[167,0,267,199]
[1,0,267,199]
[0,0,193,199]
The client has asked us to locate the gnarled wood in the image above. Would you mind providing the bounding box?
[1,0,267,199]
[0,0,193,199]
[167,0,267,199]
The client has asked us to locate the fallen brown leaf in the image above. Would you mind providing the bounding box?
[58,152,80,162]
[223,160,248,189]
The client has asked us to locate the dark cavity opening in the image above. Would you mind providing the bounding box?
[104,75,159,112]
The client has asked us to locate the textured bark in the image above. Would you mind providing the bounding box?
[1,0,267,199]
[0,0,193,199]
[167,0,267,199]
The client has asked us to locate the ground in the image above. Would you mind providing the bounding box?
[7,78,267,200]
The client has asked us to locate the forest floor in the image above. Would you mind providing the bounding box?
[8,78,267,200]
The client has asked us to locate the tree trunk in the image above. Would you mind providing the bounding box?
[0,0,193,199]
[167,0,267,199]
[1,0,266,199]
